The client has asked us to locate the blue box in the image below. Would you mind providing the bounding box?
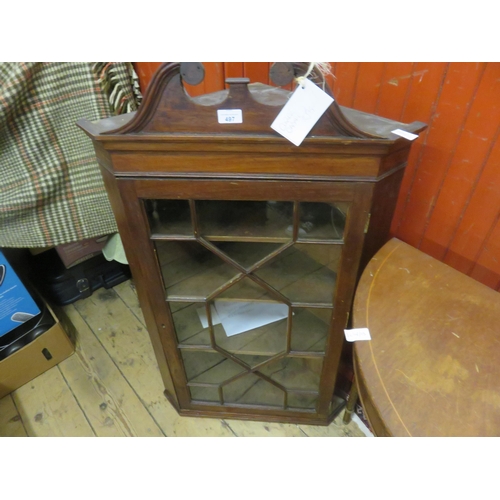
[0,251,41,338]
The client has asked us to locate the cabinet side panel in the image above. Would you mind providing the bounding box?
[98,167,181,408]
[360,168,406,273]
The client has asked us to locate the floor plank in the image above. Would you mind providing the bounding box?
[298,415,366,437]
[224,419,306,437]
[113,281,145,324]
[73,288,234,437]
[58,304,164,437]
[0,395,27,437]
[12,367,95,437]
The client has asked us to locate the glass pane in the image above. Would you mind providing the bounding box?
[259,357,323,392]
[287,392,318,410]
[171,303,211,346]
[197,200,293,242]
[235,354,278,370]
[215,276,280,301]
[208,277,289,358]
[181,350,246,384]
[298,202,348,241]
[155,241,240,300]
[291,308,331,353]
[212,309,288,358]
[223,373,284,408]
[145,199,192,236]
[210,241,285,270]
[170,301,189,313]
[255,244,341,305]
[189,386,220,404]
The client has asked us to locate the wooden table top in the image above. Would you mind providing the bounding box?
[353,238,500,437]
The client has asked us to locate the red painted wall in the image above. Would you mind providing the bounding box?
[134,62,500,291]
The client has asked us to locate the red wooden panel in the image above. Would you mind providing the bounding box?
[391,62,449,235]
[331,63,359,107]
[133,62,222,97]
[375,62,415,121]
[421,63,497,264]
[224,61,299,90]
[399,62,448,123]
[133,62,162,93]
[225,62,293,90]
[187,62,224,97]
[469,216,500,290]
[243,62,269,84]
[324,62,337,95]
[440,130,500,276]
[395,63,484,248]
[224,62,244,79]
[352,62,385,114]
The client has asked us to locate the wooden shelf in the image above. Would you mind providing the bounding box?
[197,200,293,241]
[297,201,349,241]
[148,200,348,244]
[156,241,341,306]
[146,199,193,237]
[182,350,323,409]
[173,304,329,356]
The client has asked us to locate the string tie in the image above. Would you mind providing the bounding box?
[294,62,334,90]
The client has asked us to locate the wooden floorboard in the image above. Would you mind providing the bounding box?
[12,366,95,437]
[1,280,367,438]
[0,395,27,437]
[58,305,164,437]
[73,286,234,437]
[299,415,366,437]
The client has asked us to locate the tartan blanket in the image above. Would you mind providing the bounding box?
[0,62,141,248]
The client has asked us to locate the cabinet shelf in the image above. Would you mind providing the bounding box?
[173,303,329,356]
[151,234,345,245]
[182,349,324,409]
[156,240,341,306]
[147,199,348,244]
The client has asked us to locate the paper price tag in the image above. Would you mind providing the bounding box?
[344,328,372,342]
[391,128,418,141]
[217,109,243,124]
[271,78,334,146]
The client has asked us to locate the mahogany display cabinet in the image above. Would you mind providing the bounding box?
[78,62,425,425]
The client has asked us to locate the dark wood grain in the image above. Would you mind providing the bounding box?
[78,63,424,425]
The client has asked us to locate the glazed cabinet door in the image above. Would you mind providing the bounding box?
[117,177,372,423]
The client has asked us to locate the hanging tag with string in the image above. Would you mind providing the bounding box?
[271,62,334,147]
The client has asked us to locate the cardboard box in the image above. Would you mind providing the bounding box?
[55,235,109,268]
[0,301,75,399]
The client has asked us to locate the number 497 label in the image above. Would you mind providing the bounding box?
[217,109,243,124]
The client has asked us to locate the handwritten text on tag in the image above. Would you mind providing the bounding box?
[344,328,372,342]
[271,79,334,146]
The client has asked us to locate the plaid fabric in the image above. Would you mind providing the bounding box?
[0,62,141,248]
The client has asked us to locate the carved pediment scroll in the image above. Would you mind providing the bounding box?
[102,62,382,139]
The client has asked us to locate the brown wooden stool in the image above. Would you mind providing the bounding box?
[345,238,500,436]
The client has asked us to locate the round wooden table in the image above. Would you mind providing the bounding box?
[348,238,500,437]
